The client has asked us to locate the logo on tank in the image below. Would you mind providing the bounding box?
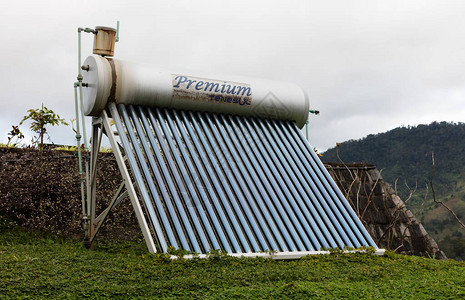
[172,74,252,106]
[251,91,290,120]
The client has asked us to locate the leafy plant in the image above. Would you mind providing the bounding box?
[6,125,24,147]
[99,147,113,153]
[19,104,68,150]
[53,145,77,151]
[206,248,228,260]
[166,246,193,258]
[152,252,173,263]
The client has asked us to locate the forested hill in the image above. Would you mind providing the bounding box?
[322,121,465,195]
[322,121,465,259]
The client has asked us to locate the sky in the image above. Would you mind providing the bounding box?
[1,0,464,151]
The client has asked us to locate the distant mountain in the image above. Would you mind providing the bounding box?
[322,121,465,259]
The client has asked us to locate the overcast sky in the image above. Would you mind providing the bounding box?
[1,0,464,151]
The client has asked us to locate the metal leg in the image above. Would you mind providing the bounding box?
[102,106,157,253]
[87,118,102,249]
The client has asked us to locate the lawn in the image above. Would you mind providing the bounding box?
[1,220,464,299]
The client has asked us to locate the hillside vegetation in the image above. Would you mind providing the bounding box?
[322,121,465,259]
[1,219,465,299]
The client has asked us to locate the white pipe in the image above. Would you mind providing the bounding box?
[78,82,88,149]
[171,249,386,260]
[74,83,86,218]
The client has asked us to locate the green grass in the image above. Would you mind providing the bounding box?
[1,221,465,299]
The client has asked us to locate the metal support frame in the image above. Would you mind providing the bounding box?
[84,108,157,252]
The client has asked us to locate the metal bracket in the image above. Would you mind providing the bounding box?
[90,182,128,244]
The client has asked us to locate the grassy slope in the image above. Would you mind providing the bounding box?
[1,222,465,299]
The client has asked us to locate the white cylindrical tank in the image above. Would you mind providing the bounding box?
[81,55,309,128]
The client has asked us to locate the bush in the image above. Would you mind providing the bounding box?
[0,147,139,240]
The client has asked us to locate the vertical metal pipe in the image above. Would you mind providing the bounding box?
[76,28,91,225]
[74,84,86,218]
[78,84,88,149]
[76,29,86,223]
[85,157,91,218]
[77,29,82,82]
[306,119,309,141]
[76,28,87,149]
[116,21,120,42]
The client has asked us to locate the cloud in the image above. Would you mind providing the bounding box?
[1,0,464,152]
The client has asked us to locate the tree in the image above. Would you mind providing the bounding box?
[19,104,68,150]
[18,104,69,204]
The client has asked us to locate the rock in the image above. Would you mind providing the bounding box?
[325,162,447,259]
